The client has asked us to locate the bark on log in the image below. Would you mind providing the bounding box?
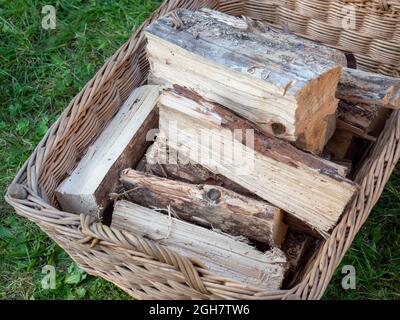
[337,100,391,136]
[120,169,288,246]
[145,136,253,196]
[323,100,390,166]
[337,68,400,109]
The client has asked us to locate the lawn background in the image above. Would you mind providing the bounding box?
[0,0,399,300]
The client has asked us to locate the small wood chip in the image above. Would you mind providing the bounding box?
[7,183,28,200]
[283,80,297,96]
[171,11,183,30]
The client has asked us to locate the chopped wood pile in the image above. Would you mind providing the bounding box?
[55,8,397,291]
[157,87,357,236]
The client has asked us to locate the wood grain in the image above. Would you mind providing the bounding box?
[120,169,288,246]
[145,8,343,153]
[158,87,358,237]
[55,85,159,218]
[145,136,253,196]
[112,200,288,290]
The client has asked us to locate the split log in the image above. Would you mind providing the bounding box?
[145,8,344,153]
[281,231,312,273]
[145,136,252,196]
[112,200,288,290]
[120,169,287,246]
[158,87,358,237]
[337,67,400,109]
[146,137,320,236]
[55,85,159,218]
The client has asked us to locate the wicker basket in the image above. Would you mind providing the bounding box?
[244,0,400,76]
[5,0,400,300]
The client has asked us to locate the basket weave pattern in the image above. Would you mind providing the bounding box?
[244,0,400,76]
[5,0,400,299]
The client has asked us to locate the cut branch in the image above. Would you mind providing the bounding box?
[337,68,400,109]
[120,169,287,246]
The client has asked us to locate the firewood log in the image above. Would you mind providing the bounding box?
[337,67,400,109]
[112,200,288,290]
[145,136,253,196]
[119,169,288,246]
[158,87,358,237]
[145,8,344,154]
[337,101,391,137]
[146,137,322,236]
[55,85,159,218]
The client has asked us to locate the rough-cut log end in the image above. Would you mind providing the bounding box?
[273,211,289,247]
[55,85,160,218]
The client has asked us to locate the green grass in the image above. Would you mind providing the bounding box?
[326,171,400,299]
[0,0,161,300]
[0,0,399,300]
